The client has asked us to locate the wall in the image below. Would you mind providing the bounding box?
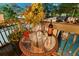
[0,14,4,23]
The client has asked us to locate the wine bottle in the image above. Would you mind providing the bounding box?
[48,20,53,36]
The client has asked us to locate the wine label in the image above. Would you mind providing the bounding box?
[48,28,53,35]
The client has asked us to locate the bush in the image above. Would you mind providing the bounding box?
[8,31,23,44]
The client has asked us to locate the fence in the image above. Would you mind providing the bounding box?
[0,24,18,47]
[0,21,79,56]
[43,21,79,56]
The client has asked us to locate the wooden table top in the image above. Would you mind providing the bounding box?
[19,34,58,56]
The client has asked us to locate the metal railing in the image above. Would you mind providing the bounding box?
[0,21,79,56]
[53,23,79,56]
[42,21,79,56]
[0,24,18,47]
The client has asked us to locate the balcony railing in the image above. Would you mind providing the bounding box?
[43,21,79,56]
[0,21,79,56]
[0,23,22,56]
[0,24,18,47]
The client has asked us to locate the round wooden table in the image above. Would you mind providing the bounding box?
[19,32,58,56]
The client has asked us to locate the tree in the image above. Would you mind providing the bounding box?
[43,3,60,17]
[2,4,17,20]
[51,4,60,17]
[58,3,78,16]
[43,3,54,18]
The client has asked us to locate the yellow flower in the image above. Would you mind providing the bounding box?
[23,3,45,27]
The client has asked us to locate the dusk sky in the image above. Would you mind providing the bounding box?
[0,3,31,8]
[16,3,31,8]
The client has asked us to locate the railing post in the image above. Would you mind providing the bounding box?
[7,26,11,35]
[0,29,6,44]
[0,40,3,46]
[2,27,9,42]
[68,34,77,51]
[10,25,14,32]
